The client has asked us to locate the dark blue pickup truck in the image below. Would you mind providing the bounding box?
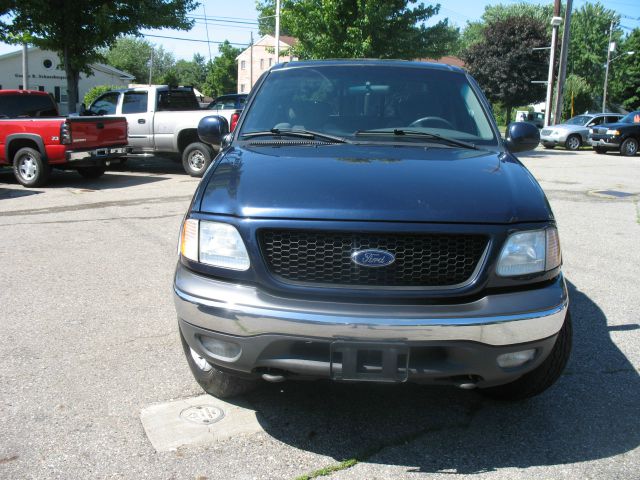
[174,60,570,401]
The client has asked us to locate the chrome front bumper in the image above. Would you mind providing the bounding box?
[173,263,568,347]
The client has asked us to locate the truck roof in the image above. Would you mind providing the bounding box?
[271,58,466,74]
[0,89,51,96]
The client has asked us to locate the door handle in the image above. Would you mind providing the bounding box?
[138,119,146,124]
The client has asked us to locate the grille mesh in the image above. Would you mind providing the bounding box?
[259,230,488,287]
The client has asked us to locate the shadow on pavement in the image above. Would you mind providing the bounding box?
[0,187,43,200]
[245,280,639,474]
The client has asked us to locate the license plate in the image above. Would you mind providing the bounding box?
[330,341,409,382]
[110,147,126,154]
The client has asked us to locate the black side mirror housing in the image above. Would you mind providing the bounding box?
[198,115,230,146]
[79,103,87,116]
[505,122,540,153]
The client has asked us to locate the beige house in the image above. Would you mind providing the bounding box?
[236,35,298,93]
[0,47,134,114]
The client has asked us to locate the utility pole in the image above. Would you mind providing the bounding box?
[203,4,213,63]
[602,20,615,112]
[275,0,281,63]
[148,48,153,86]
[544,0,562,127]
[21,43,29,90]
[553,0,572,124]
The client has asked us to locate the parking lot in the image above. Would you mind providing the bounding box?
[0,148,638,479]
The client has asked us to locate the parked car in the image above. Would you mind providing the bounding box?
[86,86,241,176]
[540,113,624,150]
[589,110,640,156]
[0,89,129,187]
[206,94,247,132]
[517,111,545,129]
[174,60,570,401]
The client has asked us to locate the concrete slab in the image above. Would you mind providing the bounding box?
[140,394,264,452]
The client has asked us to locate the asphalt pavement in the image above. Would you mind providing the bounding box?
[0,149,638,479]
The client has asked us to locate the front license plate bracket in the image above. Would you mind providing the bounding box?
[330,341,409,382]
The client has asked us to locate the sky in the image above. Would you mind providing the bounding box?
[1,0,639,61]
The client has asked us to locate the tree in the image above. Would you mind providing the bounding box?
[561,74,593,119]
[173,54,207,91]
[104,37,176,84]
[256,0,458,60]
[2,0,197,113]
[567,2,622,98]
[463,15,548,124]
[609,28,640,111]
[203,41,241,98]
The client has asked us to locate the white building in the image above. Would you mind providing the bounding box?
[236,35,298,94]
[0,47,134,114]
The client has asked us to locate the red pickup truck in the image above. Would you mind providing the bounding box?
[0,89,130,187]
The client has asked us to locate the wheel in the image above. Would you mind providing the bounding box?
[542,142,555,149]
[179,329,259,398]
[565,134,581,151]
[77,166,106,179]
[620,137,638,156]
[409,116,455,129]
[13,147,50,187]
[480,311,572,401]
[594,147,607,154]
[182,142,215,177]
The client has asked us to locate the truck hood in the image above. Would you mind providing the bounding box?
[199,144,552,224]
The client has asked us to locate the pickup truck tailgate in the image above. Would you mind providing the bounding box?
[67,117,128,149]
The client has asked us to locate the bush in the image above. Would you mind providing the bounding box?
[83,85,120,107]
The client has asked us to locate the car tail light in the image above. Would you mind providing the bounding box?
[230,112,240,132]
[60,121,72,144]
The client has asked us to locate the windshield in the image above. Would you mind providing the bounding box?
[564,115,592,126]
[620,111,640,123]
[239,65,498,146]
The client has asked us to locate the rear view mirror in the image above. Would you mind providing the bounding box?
[198,115,230,146]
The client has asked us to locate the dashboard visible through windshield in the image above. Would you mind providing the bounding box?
[240,65,499,147]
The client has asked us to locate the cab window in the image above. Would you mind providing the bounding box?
[122,91,148,114]
[90,92,120,115]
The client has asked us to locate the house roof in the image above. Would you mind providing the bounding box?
[417,55,465,68]
[236,35,298,59]
[0,46,134,79]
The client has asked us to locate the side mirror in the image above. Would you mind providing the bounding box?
[198,115,230,146]
[505,122,540,153]
[79,103,87,116]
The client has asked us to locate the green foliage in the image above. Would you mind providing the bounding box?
[104,37,175,84]
[609,28,640,111]
[256,0,458,60]
[459,3,555,53]
[173,54,207,90]
[568,2,622,97]
[2,0,197,112]
[561,74,592,120]
[463,15,548,124]
[83,85,120,107]
[203,41,242,98]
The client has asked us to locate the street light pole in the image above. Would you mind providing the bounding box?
[602,50,635,112]
[275,0,281,64]
[544,14,563,127]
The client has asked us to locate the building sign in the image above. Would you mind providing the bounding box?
[14,73,67,80]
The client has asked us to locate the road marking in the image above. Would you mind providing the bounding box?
[140,394,264,452]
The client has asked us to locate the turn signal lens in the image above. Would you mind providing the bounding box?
[180,218,199,261]
[606,129,620,135]
[545,227,562,271]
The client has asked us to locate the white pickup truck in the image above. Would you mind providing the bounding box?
[86,85,240,176]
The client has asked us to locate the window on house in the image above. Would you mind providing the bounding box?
[240,84,246,93]
[260,58,264,69]
[269,58,273,67]
[38,86,45,92]
[241,60,246,70]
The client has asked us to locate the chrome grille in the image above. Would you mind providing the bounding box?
[259,230,488,288]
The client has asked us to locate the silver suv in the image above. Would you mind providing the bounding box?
[540,113,624,150]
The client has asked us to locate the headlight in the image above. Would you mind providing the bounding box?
[606,129,620,135]
[496,228,561,276]
[179,219,250,271]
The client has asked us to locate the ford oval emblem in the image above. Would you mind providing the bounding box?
[351,249,395,268]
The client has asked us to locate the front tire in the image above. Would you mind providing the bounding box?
[620,137,638,156]
[180,329,258,398]
[565,135,581,151]
[182,142,215,177]
[480,311,572,401]
[77,166,106,179]
[13,147,50,187]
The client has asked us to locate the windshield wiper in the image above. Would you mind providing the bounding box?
[354,128,478,150]
[242,128,350,144]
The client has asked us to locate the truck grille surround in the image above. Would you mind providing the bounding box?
[259,229,489,288]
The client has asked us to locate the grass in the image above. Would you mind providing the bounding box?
[295,459,359,480]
